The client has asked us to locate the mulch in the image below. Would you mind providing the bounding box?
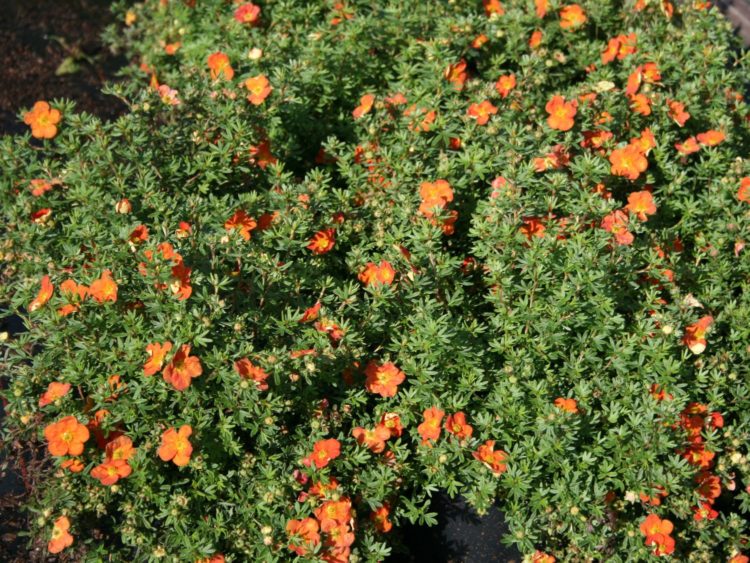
[0,0,126,136]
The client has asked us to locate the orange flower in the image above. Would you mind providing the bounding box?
[471,34,489,49]
[625,190,657,222]
[31,207,52,224]
[529,29,543,49]
[286,518,321,556]
[680,442,715,469]
[364,360,406,398]
[61,458,84,473]
[444,412,473,440]
[419,179,453,216]
[554,397,579,413]
[580,130,613,152]
[48,516,74,554]
[417,406,444,444]
[379,412,404,438]
[445,60,468,91]
[533,144,570,171]
[308,228,336,254]
[639,513,674,540]
[358,260,396,286]
[371,505,393,533]
[144,341,173,376]
[353,425,391,453]
[225,209,258,240]
[559,4,587,30]
[129,224,149,245]
[683,315,713,354]
[88,269,118,303]
[609,145,648,180]
[158,425,193,466]
[535,0,549,17]
[600,210,633,246]
[157,84,180,106]
[163,344,202,391]
[29,275,54,312]
[629,93,652,116]
[91,459,132,486]
[299,301,322,323]
[545,95,577,131]
[249,139,278,169]
[495,74,516,98]
[696,472,721,501]
[472,440,508,475]
[532,551,556,563]
[629,128,656,155]
[207,52,234,81]
[602,33,637,64]
[176,221,192,238]
[352,94,375,119]
[106,435,135,462]
[676,136,700,155]
[29,178,54,197]
[304,438,341,469]
[234,2,261,25]
[520,217,546,240]
[164,42,181,55]
[169,262,192,301]
[467,100,498,125]
[483,0,504,16]
[23,101,62,139]
[314,498,352,531]
[668,100,690,126]
[44,416,90,456]
[58,279,88,316]
[39,382,71,407]
[244,74,272,105]
[738,177,750,203]
[234,357,270,391]
[696,130,725,147]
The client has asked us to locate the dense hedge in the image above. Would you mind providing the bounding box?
[2,1,750,561]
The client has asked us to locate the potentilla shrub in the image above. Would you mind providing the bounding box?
[1,0,749,561]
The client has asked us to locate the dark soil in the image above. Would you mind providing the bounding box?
[0,0,127,136]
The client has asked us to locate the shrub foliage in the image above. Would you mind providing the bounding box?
[1,0,750,561]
